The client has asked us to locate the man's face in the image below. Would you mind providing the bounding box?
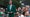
[9,0,12,4]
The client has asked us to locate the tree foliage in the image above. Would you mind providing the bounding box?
[12,0,21,8]
[0,0,21,8]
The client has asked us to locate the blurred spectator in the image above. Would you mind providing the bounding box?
[23,6,29,12]
[22,7,25,12]
[17,10,24,17]
[18,7,21,11]
[25,11,29,16]
[25,11,29,17]
[17,12,21,17]
[18,7,22,14]
[22,7,25,15]
[25,5,29,17]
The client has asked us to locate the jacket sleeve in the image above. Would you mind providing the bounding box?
[13,5,16,13]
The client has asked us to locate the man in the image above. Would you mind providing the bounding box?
[7,0,16,17]
[25,5,29,17]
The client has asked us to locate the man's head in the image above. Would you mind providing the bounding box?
[25,5,29,8]
[9,0,12,5]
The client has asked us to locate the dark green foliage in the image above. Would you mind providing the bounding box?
[26,0,30,2]
[0,0,4,5]
[12,0,21,8]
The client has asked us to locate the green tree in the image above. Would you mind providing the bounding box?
[0,0,4,5]
[12,0,21,8]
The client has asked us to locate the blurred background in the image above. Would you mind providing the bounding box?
[0,0,30,17]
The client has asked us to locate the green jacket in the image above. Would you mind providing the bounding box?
[7,4,16,13]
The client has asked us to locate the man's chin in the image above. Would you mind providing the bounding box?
[10,3,12,5]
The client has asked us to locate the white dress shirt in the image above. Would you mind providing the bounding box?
[8,5,12,13]
[10,4,12,10]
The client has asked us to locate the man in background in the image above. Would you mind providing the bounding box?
[6,0,16,17]
[25,5,29,17]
